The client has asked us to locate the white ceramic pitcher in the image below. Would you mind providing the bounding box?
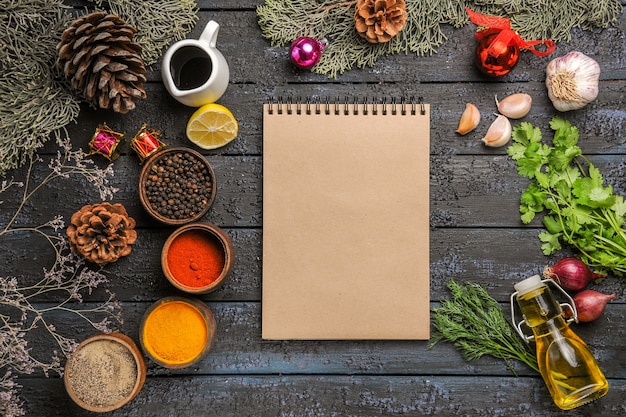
[161,21,229,107]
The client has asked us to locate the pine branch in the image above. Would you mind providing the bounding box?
[257,0,624,78]
[90,0,199,66]
[0,0,81,177]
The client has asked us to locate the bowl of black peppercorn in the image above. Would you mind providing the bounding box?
[139,147,217,226]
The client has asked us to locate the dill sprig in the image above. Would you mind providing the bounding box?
[430,279,539,374]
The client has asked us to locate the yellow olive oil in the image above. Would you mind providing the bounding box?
[514,276,608,410]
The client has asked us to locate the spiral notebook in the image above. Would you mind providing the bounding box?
[262,97,430,340]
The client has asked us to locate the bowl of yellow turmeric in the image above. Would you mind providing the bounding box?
[139,297,216,369]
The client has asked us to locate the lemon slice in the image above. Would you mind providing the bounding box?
[185,103,238,149]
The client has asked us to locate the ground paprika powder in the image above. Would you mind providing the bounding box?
[166,229,225,288]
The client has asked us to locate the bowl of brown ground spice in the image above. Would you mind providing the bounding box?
[64,333,146,412]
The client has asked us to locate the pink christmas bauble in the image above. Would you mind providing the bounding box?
[290,37,324,70]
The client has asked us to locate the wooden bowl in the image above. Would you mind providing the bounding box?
[139,297,217,369]
[64,333,146,412]
[161,222,235,294]
[138,147,216,226]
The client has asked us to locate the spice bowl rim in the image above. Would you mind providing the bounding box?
[139,296,217,369]
[161,222,235,294]
[138,147,217,226]
[64,332,147,413]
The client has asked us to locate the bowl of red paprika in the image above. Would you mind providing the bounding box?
[161,222,235,294]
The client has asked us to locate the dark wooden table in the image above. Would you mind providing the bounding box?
[3,1,625,416]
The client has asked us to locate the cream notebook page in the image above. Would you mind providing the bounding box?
[262,99,430,340]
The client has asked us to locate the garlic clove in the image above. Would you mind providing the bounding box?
[545,51,601,112]
[481,114,511,147]
[495,93,532,119]
[456,103,480,135]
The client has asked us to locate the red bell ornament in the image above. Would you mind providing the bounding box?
[467,8,556,77]
[474,28,520,76]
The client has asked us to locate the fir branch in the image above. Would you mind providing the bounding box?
[0,0,199,177]
[90,0,199,66]
[257,0,623,78]
[0,0,81,177]
[430,279,539,375]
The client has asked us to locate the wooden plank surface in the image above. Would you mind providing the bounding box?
[2,1,625,416]
[18,377,626,417]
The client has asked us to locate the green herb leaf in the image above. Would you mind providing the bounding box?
[550,166,580,189]
[539,231,562,255]
[573,165,616,209]
[430,280,539,375]
[542,215,563,234]
[549,145,582,170]
[550,116,580,148]
[568,204,595,226]
[612,196,626,223]
[509,117,626,275]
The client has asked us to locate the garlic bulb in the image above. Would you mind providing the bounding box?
[495,93,532,119]
[456,103,480,135]
[545,51,600,112]
[482,114,511,147]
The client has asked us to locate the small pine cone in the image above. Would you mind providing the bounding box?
[57,11,147,114]
[67,203,138,265]
[355,0,407,44]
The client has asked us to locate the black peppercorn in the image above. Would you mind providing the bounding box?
[142,149,215,222]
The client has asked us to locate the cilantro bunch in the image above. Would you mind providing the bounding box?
[507,117,626,276]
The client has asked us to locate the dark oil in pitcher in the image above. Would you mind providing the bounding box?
[170,46,212,90]
[513,275,608,410]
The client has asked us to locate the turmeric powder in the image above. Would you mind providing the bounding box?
[141,299,209,366]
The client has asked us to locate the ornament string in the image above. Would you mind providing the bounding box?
[466,8,556,57]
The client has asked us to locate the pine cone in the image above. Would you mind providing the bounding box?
[67,203,138,265]
[57,11,147,114]
[354,0,407,44]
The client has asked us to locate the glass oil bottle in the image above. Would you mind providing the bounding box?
[511,275,608,410]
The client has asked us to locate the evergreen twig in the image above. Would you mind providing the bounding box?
[257,0,623,78]
[90,0,199,66]
[0,0,81,177]
[0,0,199,177]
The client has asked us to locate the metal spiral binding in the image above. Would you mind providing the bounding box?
[267,96,425,115]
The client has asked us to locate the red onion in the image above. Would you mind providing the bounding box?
[543,257,605,291]
[563,290,616,322]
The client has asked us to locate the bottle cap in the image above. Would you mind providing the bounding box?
[514,274,544,295]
